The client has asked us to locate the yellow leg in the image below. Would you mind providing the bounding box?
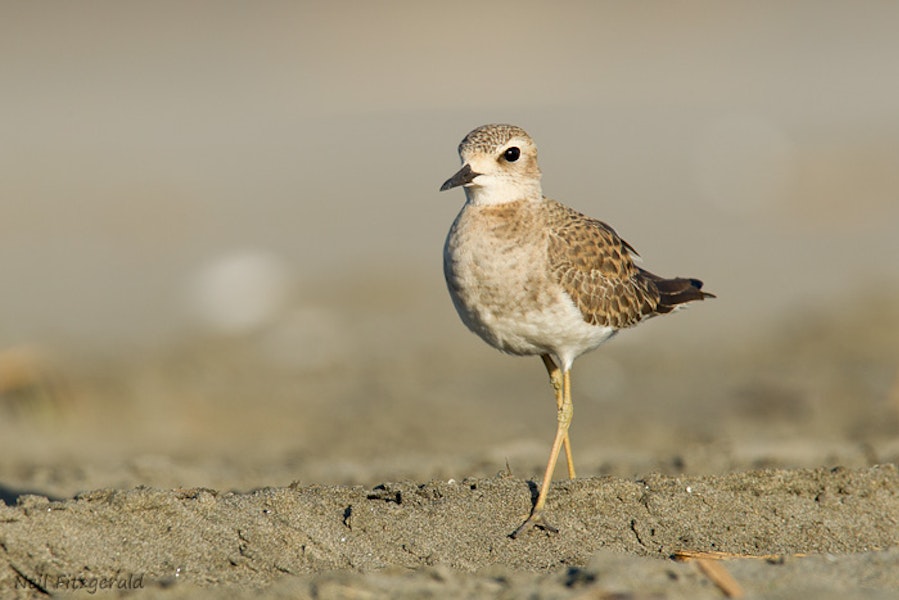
[540,355,576,479]
[512,367,573,538]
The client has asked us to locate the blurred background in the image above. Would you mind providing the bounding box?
[1,2,897,500]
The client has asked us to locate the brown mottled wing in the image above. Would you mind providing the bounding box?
[545,200,661,329]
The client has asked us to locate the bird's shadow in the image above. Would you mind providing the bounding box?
[525,479,540,508]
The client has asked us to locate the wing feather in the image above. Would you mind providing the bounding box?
[545,200,660,329]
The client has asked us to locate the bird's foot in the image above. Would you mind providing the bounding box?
[510,510,559,539]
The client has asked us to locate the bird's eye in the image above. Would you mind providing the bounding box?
[504,147,520,162]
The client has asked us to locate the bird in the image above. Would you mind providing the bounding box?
[440,124,714,537]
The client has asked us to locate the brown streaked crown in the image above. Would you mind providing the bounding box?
[458,124,532,157]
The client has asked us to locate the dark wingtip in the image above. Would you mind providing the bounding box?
[688,278,716,299]
[645,272,716,312]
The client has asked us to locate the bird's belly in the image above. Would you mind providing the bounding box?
[463,299,616,361]
[445,248,615,361]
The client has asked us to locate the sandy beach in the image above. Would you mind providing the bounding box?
[2,277,898,598]
[3,4,899,597]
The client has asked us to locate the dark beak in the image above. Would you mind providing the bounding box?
[440,163,479,191]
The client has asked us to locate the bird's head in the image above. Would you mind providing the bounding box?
[440,124,542,206]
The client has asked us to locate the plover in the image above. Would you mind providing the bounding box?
[440,124,714,537]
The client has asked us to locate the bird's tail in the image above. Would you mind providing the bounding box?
[640,269,715,314]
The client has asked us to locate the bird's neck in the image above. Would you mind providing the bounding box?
[464,181,543,207]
